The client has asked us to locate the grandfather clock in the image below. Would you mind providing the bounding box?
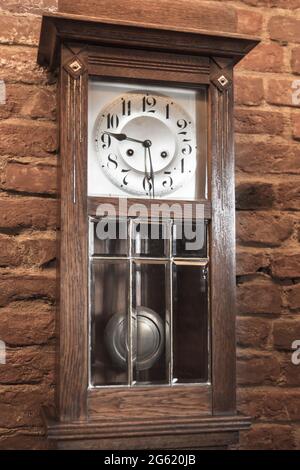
[38,12,259,449]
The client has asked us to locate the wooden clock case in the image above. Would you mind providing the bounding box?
[37,12,259,450]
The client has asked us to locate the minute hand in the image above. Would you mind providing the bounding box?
[103,131,145,145]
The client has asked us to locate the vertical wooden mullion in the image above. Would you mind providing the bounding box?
[57,44,88,421]
[210,76,236,415]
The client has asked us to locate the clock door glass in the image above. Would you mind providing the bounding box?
[90,259,129,386]
[89,218,210,388]
[173,264,209,383]
[88,80,207,200]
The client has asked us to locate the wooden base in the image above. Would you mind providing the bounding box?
[42,410,250,450]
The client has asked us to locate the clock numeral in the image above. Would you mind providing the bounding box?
[107,113,119,129]
[143,176,153,193]
[181,158,185,173]
[101,133,111,149]
[177,119,188,135]
[182,144,193,156]
[143,96,156,113]
[121,168,131,186]
[107,153,118,170]
[122,99,131,116]
[162,173,173,189]
[162,171,173,189]
[166,103,170,120]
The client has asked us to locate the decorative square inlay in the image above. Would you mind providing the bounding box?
[64,57,85,77]
[69,60,82,73]
[211,70,232,92]
[218,75,229,87]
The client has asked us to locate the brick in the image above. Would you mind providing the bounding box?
[0,300,55,345]
[235,109,284,135]
[280,354,300,386]
[236,250,269,276]
[286,284,300,309]
[0,197,57,230]
[0,14,41,46]
[0,84,55,120]
[238,43,284,73]
[269,17,300,44]
[273,320,300,350]
[20,236,56,267]
[292,113,300,140]
[237,280,281,315]
[241,0,300,6]
[237,353,280,385]
[0,83,56,120]
[1,1,57,14]
[0,432,51,450]
[0,384,54,428]
[239,424,295,451]
[236,139,300,174]
[276,181,300,210]
[237,212,293,247]
[0,119,57,156]
[235,76,264,107]
[237,9,263,36]
[0,84,57,121]
[21,88,56,120]
[0,235,21,267]
[237,317,271,348]
[1,162,57,195]
[236,181,275,210]
[0,345,55,385]
[266,78,300,108]
[0,234,56,268]
[238,388,300,421]
[0,270,56,307]
[0,84,31,120]
[0,45,47,84]
[291,47,300,75]
[272,252,300,278]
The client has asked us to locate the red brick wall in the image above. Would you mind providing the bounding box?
[232,0,300,450]
[0,0,299,450]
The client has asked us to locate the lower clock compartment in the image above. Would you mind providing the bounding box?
[88,385,212,419]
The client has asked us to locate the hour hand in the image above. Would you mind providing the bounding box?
[102,131,145,145]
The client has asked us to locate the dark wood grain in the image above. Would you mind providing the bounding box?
[58,0,237,34]
[42,407,250,449]
[88,45,210,85]
[210,61,236,414]
[38,13,259,71]
[56,433,237,450]
[56,45,89,421]
[88,386,211,419]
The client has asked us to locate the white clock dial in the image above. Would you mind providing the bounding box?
[93,92,197,198]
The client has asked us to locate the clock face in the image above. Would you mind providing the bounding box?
[93,91,197,198]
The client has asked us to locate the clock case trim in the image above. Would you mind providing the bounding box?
[38,13,259,449]
[42,410,251,450]
[38,12,259,71]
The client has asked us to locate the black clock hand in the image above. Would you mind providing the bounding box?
[143,147,153,198]
[147,147,155,199]
[102,131,145,146]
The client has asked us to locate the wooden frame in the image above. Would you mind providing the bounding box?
[38,12,259,449]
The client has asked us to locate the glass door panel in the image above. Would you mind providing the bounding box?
[173,264,209,384]
[90,260,129,386]
[132,261,170,385]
